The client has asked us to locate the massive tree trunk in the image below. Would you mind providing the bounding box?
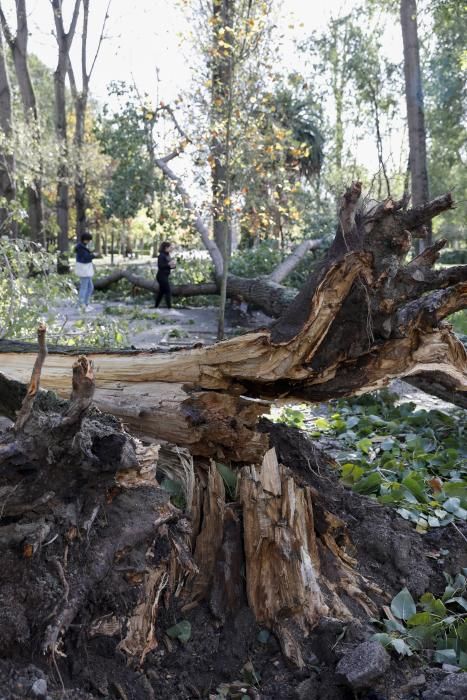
[51,0,81,255]
[2,185,466,459]
[0,326,464,698]
[0,0,44,243]
[401,0,431,248]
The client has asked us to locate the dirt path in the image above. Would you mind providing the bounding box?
[52,298,270,348]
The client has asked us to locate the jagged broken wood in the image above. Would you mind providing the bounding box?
[0,324,462,686]
[1,184,466,461]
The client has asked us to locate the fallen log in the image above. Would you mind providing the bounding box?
[1,327,466,699]
[93,239,322,318]
[1,185,466,459]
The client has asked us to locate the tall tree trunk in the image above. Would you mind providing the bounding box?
[400,0,431,249]
[0,29,16,234]
[74,94,87,237]
[211,0,234,339]
[54,50,69,254]
[51,0,81,256]
[0,0,44,243]
[69,0,111,240]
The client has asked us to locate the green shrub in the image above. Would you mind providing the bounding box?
[439,249,467,265]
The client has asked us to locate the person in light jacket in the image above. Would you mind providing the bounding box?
[75,232,96,307]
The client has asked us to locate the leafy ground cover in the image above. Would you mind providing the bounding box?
[276,390,467,533]
[373,572,467,669]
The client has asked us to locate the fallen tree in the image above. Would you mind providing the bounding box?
[0,329,465,699]
[1,184,466,459]
[93,238,322,318]
[0,184,466,697]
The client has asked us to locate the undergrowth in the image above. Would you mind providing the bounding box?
[275,390,467,532]
[373,573,467,669]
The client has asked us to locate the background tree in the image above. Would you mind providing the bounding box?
[51,0,81,256]
[68,0,111,239]
[425,0,466,247]
[0,27,16,231]
[401,0,431,248]
[0,0,43,242]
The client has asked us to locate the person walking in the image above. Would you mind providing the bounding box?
[155,241,176,309]
[75,232,96,308]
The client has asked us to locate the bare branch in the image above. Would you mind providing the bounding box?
[67,57,77,101]
[14,323,48,431]
[155,156,223,276]
[88,0,112,81]
[406,238,447,269]
[268,240,323,284]
[0,4,15,48]
[395,282,467,334]
[158,104,192,143]
[401,192,454,230]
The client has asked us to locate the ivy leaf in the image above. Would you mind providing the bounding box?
[166,620,192,643]
[391,588,417,621]
[353,471,382,495]
[371,632,392,647]
[434,648,457,664]
[390,638,413,656]
[407,611,433,627]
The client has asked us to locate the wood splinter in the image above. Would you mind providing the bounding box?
[14,322,47,432]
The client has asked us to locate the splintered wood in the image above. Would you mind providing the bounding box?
[239,448,328,667]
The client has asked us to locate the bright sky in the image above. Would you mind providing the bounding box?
[2,0,406,174]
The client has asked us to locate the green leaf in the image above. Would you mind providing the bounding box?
[356,437,372,454]
[166,619,191,643]
[402,473,427,503]
[315,417,330,430]
[341,463,364,484]
[383,619,406,634]
[216,462,238,499]
[420,593,446,617]
[434,648,457,664]
[371,632,392,647]
[390,638,413,656]
[407,611,434,627]
[391,587,417,621]
[353,471,382,495]
[444,497,461,513]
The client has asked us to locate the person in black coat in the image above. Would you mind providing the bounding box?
[155,241,176,308]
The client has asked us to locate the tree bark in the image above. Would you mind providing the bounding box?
[0,0,44,243]
[401,0,431,248]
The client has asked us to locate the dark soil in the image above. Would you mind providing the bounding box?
[0,400,466,700]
